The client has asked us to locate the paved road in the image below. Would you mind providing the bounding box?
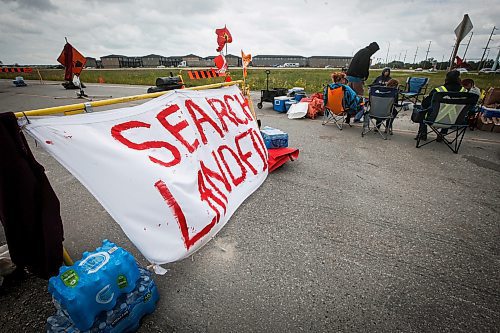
[1,80,499,332]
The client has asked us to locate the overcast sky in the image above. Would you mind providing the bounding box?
[1,0,499,65]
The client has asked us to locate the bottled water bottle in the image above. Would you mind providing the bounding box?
[47,267,159,333]
[48,240,140,331]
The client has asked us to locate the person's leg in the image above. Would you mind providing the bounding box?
[387,107,398,134]
[417,121,427,140]
[348,81,364,96]
[436,128,448,142]
[353,109,364,122]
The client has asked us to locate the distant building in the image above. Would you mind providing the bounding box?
[226,54,242,67]
[166,56,183,67]
[85,57,97,68]
[307,56,352,68]
[101,55,143,68]
[252,55,307,67]
[142,54,168,67]
[100,55,125,68]
[182,54,202,66]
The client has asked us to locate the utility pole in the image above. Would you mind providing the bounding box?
[413,46,418,66]
[424,41,432,68]
[492,46,500,71]
[403,49,407,65]
[385,42,390,65]
[478,26,497,70]
[462,32,473,59]
[440,54,445,70]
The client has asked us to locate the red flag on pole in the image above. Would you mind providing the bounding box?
[215,25,232,52]
[241,50,252,77]
[57,42,86,81]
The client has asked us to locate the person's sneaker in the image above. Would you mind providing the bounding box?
[389,128,393,135]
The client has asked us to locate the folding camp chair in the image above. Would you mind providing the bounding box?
[361,86,398,140]
[322,85,351,130]
[399,77,429,106]
[416,91,479,154]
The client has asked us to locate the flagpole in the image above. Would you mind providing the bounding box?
[15,80,244,118]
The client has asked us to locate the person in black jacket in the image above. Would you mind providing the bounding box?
[371,67,392,86]
[415,70,466,141]
[346,42,380,96]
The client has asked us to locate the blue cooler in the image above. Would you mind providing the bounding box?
[481,106,500,118]
[294,92,306,102]
[274,96,290,113]
[260,126,289,149]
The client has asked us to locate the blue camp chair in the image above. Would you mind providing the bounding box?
[362,86,398,140]
[416,91,479,153]
[399,77,429,106]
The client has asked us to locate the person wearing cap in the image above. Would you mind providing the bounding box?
[415,70,466,141]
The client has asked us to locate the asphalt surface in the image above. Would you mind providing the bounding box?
[0,80,499,332]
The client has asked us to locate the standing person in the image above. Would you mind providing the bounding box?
[371,67,392,86]
[415,70,466,141]
[346,42,380,95]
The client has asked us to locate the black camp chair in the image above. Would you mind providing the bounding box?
[416,91,479,153]
[362,86,398,140]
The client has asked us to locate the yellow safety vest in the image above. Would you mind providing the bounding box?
[434,86,466,93]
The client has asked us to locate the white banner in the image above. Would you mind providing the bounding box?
[25,85,268,264]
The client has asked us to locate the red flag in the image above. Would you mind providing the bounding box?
[57,42,86,81]
[214,54,228,74]
[241,50,251,77]
[215,25,232,52]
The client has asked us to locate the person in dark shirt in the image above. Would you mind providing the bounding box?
[346,42,380,96]
[416,70,466,141]
[371,67,392,86]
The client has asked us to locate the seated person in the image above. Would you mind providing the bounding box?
[373,79,400,134]
[415,70,465,141]
[371,67,392,86]
[461,78,481,97]
[325,72,364,124]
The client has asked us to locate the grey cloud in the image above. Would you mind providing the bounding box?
[1,0,499,64]
[1,0,57,11]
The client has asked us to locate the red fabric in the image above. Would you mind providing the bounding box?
[57,42,86,81]
[306,92,325,119]
[215,26,233,52]
[267,148,299,173]
[214,54,227,73]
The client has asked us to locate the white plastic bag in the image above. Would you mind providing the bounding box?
[287,102,308,119]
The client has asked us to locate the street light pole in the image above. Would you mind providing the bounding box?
[478,26,497,71]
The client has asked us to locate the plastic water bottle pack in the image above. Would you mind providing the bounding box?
[48,240,143,331]
[47,266,159,333]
